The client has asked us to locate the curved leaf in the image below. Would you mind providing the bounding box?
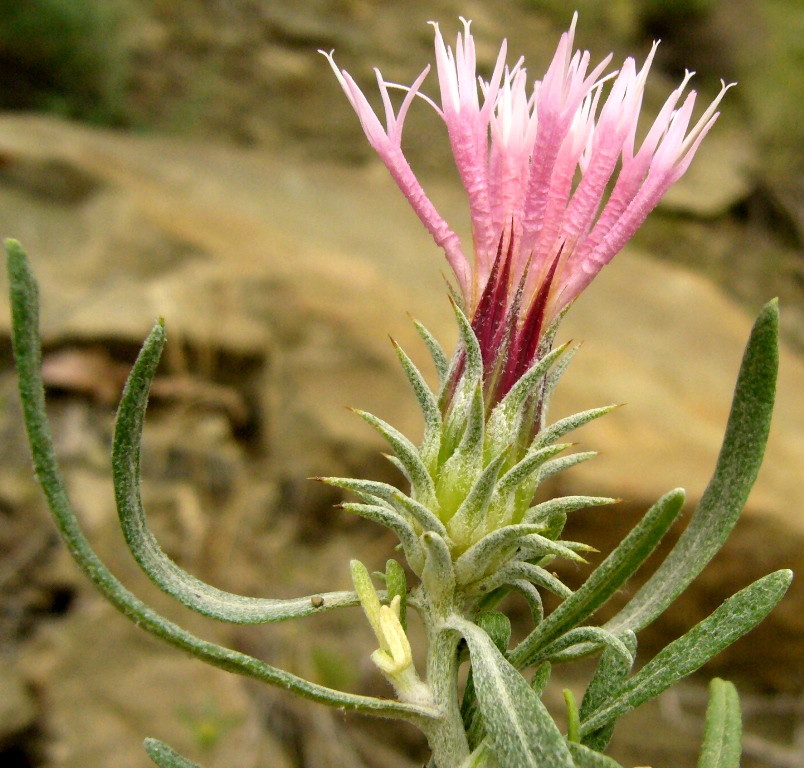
[354,409,437,507]
[533,406,619,451]
[580,570,791,735]
[450,617,574,768]
[317,476,447,537]
[112,322,367,623]
[697,679,742,768]
[412,317,450,388]
[5,241,438,723]
[534,627,633,667]
[580,631,637,751]
[510,489,684,668]
[607,300,779,635]
[393,338,442,470]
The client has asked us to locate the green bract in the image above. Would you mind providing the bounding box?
[325,302,610,566]
[5,239,790,768]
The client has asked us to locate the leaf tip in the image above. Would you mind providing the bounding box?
[5,237,23,254]
[667,487,687,505]
[777,568,794,588]
[5,238,29,274]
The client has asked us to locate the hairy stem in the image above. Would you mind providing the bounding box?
[417,585,470,768]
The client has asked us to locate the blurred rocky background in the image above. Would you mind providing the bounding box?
[0,1,802,767]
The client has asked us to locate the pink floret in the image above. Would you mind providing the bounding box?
[323,16,730,395]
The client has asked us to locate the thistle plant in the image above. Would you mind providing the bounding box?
[5,15,790,768]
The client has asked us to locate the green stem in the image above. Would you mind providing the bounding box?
[417,583,470,768]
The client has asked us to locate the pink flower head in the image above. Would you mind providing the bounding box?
[323,16,731,401]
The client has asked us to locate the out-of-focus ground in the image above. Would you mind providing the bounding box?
[0,1,802,767]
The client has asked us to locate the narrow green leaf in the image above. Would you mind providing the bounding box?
[485,444,571,532]
[580,570,792,735]
[538,452,597,483]
[421,531,456,608]
[606,301,779,635]
[392,338,442,470]
[515,534,588,564]
[475,562,573,601]
[317,477,447,537]
[533,406,619,451]
[580,631,637,752]
[539,343,580,430]
[460,670,485,752]
[510,580,544,624]
[524,496,617,526]
[496,444,571,498]
[5,241,438,724]
[534,627,633,667]
[531,662,551,697]
[458,741,495,768]
[438,383,485,514]
[472,585,513,615]
[451,617,575,768]
[413,317,450,388]
[564,689,581,743]
[697,679,742,768]
[342,503,424,573]
[478,611,512,654]
[144,738,202,768]
[384,453,411,484]
[519,565,573,600]
[386,559,407,632]
[538,510,568,541]
[509,489,685,669]
[112,323,364,623]
[453,299,483,388]
[539,303,574,360]
[354,409,437,507]
[459,613,512,751]
[439,301,483,449]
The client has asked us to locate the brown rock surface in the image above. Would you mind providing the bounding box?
[17,595,290,768]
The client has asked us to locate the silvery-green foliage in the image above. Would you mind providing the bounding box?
[5,239,789,768]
